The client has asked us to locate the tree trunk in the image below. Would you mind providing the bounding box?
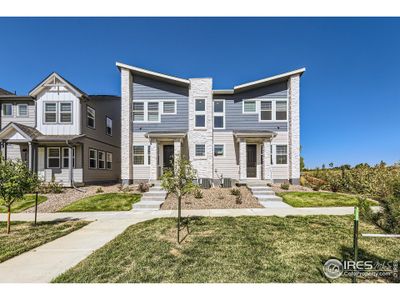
[7,206,11,234]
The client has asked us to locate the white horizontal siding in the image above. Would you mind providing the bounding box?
[271,131,289,180]
[213,131,239,180]
[132,133,150,180]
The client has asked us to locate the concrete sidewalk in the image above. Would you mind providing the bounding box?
[0,206,354,283]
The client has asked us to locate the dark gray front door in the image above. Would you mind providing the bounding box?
[246,144,257,178]
[163,145,174,171]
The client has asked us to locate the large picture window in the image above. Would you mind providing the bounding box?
[133,146,145,165]
[47,147,60,168]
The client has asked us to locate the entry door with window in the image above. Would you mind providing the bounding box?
[163,145,174,172]
[246,144,257,178]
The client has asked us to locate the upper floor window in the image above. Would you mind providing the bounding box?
[195,99,206,128]
[133,102,161,122]
[60,103,72,123]
[243,100,256,113]
[276,145,288,165]
[275,101,287,120]
[106,117,112,136]
[213,100,225,129]
[260,101,272,121]
[87,106,95,129]
[44,103,57,123]
[133,102,144,121]
[17,104,28,117]
[2,103,13,116]
[163,101,176,114]
[147,102,159,122]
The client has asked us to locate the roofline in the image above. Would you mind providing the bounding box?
[234,67,306,93]
[0,123,33,141]
[213,89,234,95]
[116,62,190,87]
[0,95,34,100]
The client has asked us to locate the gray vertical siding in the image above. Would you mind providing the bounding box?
[132,75,189,133]
[214,81,288,132]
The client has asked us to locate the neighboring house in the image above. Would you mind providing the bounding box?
[0,73,121,186]
[117,62,304,185]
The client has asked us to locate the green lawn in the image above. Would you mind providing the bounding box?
[0,220,89,263]
[277,192,378,207]
[53,215,399,283]
[0,194,47,213]
[59,193,141,212]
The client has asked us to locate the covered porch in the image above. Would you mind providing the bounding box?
[0,122,84,187]
[234,130,277,181]
[144,131,187,181]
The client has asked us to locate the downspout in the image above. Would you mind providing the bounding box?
[65,139,84,192]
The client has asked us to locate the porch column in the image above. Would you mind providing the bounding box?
[68,146,73,186]
[173,139,181,162]
[149,138,158,181]
[239,138,247,180]
[263,139,272,181]
[28,142,32,171]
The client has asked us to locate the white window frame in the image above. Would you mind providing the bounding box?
[132,101,145,122]
[89,148,97,169]
[275,144,288,165]
[62,147,75,169]
[257,99,288,122]
[242,100,257,114]
[259,100,273,122]
[87,106,96,129]
[106,152,113,170]
[17,104,28,117]
[133,145,145,165]
[59,102,73,124]
[162,100,177,115]
[213,100,225,129]
[195,144,206,158]
[2,103,13,117]
[147,101,160,122]
[44,102,58,124]
[213,144,225,157]
[132,101,162,123]
[106,116,113,136]
[195,99,206,129]
[98,150,106,169]
[47,147,61,169]
[275,100,288,121]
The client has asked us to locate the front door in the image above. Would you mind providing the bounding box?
[163,145,174,172]
[246,144,257,178]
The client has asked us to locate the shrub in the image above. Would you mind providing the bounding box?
[39,181,63,194]
[193,188,203,199]
[230,188,241,196]
[96,187,104,193]
[280,182,290,190]
[312,185,321,192]
[137,182,149,193]
[217,191,224,200]
[235,194,242,205]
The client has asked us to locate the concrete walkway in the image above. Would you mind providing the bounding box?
[0,206,354,283]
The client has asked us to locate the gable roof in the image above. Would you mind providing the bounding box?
[116,62,190,87]
[29,72,88,98]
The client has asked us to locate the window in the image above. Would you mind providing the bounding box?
[243,100,256,113]
[147,145,151,165]
[47,147,60,168]
[89,149,97,169]
[195,144,206,157]
[195,99,206,128]
[44,103,57,123]
[133,145,145,165]
[260,101,272,121]
[133,102,144,121]
[87,106,95,129]
[62,147,75,168]
[106,152,112,169]
[276,101,287,120]
[98,151,106,169]
[60,102,72,123]
[276,145,288,165]
[163,101,176,114]
[106,117,112,136]
[2,104,13,116]
[17,104,28,117]
[213,100,224,129]
[214,144,224,157]
[147,102,159,122]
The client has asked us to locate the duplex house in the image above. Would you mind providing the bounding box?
[117,62,303,185]
[0,73,121,186]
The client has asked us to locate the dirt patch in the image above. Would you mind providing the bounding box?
[161,186,263,210]
[270,183,313,193]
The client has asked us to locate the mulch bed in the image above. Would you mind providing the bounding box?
[161,186,263,210]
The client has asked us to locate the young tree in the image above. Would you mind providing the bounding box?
[0,155,40,234]
[161,156,197,243]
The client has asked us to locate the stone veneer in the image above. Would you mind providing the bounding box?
[288,74,300,184]
[121,69,133,185]
[187,78,213,179]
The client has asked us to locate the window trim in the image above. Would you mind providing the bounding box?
[87,105,96,129]
[195,144,206,158]
[133,145,145,165]
[88,148,97,169]
[47,147,61,169]
[59,102,73,124]
[43,102,58,124]
[275,144,288,165]
[259,100,273,122]
[242,100,257,114]
[132,100,162,123]
[275,100,288,121]
[2,103,13,117]
[106,152,113,170]
[195,99,206,129]
[147,101,160,123]
[213,144,225,157]
[98,150,106,169]
[105,116,113,136]
[62,147,75,169]
[213,100,225,129]
[162,100,177,115]
[17,103,28,117]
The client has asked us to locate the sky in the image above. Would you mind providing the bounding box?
[0,17,399,168]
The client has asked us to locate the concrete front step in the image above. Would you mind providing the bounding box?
[145,191,167,197]
[252,190,276,196]
[248,186,273,190]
